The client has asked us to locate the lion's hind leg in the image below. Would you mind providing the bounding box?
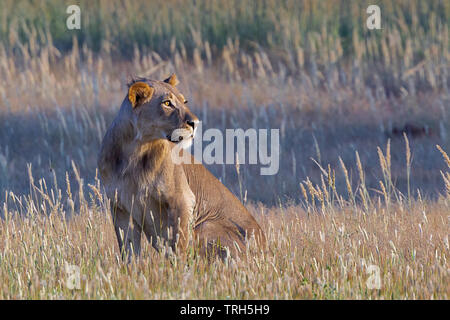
[194,222,243,261]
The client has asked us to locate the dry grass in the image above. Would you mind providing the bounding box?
[0,0,449,299]
[0,155,448,299]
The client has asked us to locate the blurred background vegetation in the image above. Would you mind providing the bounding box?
[0,0,448,205]
[1,0,448,67]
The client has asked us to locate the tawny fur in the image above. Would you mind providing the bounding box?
[98,75,266,260]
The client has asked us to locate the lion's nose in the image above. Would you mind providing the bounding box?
[186,120,196,130]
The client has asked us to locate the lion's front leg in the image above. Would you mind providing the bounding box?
[111,205,142,262]
[159,192,195,255]
[141,205,191,256]
[169,205,192,253]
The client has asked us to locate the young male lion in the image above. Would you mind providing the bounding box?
[98,74,266,260]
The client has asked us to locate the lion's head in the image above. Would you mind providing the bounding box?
[127,74,199,148]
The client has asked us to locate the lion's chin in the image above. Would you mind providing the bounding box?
[175,136,193,149]
[167,128,194,149]
[166,134,193,149]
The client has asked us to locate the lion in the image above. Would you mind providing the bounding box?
[98,74,266,260]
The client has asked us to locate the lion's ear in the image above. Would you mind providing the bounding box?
[128,82,154,108]
[164,73,179,86]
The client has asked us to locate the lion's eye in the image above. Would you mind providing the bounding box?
[184,100,188,104]
[163,100,172,107]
